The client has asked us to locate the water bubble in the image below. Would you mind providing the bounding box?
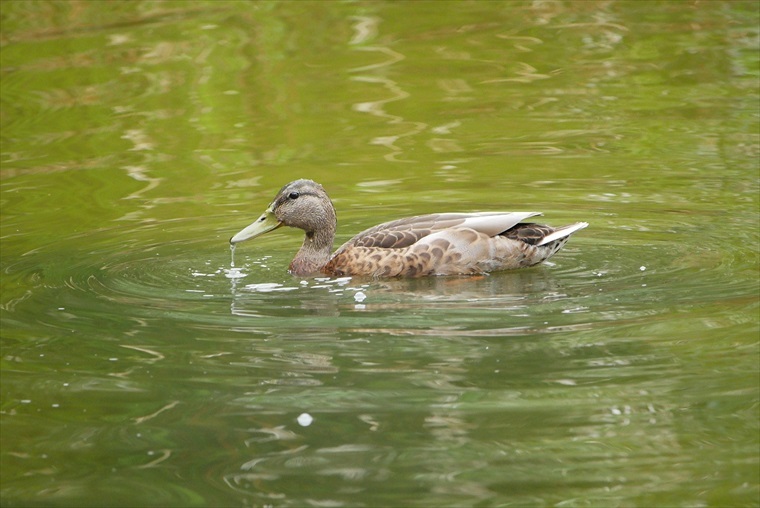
[297,413,313,426]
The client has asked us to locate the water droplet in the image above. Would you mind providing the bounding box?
[297,413,313,426]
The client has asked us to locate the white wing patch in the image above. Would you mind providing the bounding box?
[456,212,542,237]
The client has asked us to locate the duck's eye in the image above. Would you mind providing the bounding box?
[288,191,300,200]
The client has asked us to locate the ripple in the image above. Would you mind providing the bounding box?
[4,208,755,352]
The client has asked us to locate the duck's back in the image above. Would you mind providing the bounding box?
[322,212,586,277]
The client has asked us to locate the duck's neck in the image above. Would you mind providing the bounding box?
[289,218,336,276]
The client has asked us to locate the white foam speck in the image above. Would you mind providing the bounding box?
[297,413,313,426]
[225,267,247,279]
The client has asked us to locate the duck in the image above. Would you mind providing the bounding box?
[230,179,588,278]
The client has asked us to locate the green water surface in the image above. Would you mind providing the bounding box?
[1,1,758,507]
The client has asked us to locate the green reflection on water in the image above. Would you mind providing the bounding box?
[1,1,758,507]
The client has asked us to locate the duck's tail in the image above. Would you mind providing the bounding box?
[537,221,589,246]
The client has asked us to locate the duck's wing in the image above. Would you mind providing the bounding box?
[344,212,542,250]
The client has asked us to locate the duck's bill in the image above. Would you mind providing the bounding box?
[230,208,282,244]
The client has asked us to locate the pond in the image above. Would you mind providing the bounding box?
[1,1,758,506]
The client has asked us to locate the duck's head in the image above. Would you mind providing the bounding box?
[230,179,337,245]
